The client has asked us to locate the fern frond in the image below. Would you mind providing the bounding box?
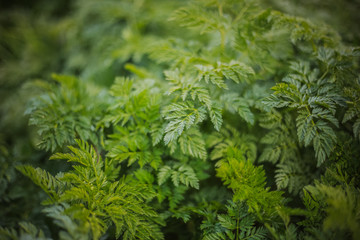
[158,166,172,186]
[26,74,104,152]
[210,126,257,162]
[220,93,255,125]
[0,222,48,240]
[20,140,163,240]
[209,103,223,131]
[275,162,311,194]
[263,61,344,165]
[178,127,207,160]
[148,39,201,67]
[163,101,207,144]
[200,201,267,240]
[317,184,360,240]
[16,165,61,203]
[303,183,360,240]
[195,61,254,89]
[171,5,228,34]
[216,147,283,221]
[43,204,90,240]
[158,164,199,190]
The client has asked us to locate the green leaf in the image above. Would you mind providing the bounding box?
[158,166,172,185]
[16,165,61,203]
[238,104,255,125]
[210,105,223,131]
[178,165,199,189]
[178,128,207,160]
[163,101,207,144]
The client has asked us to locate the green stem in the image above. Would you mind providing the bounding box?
[319,67,329,81]
[233,4,249,23]
[220,29,226,49]
[305,105,319,136]
[311,40,317,53]
[236,218,240,240]
[218,1,223,17]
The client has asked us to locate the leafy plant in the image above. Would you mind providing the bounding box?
[18,140,163,240]
[1,0,360,239]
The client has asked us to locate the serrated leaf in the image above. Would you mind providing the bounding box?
[171,171,180,187]
[304,123,317,147]
[259,147,281,163]
[218,214,235,230]
[262,95,290,108]
[163,102,207,144]
[178,128,207,160]
[178,165,199,189]
[343,108,357,123]
[313,135,327,166]
[158,166,172,185]
[210,105,223,131]
[238,104,254,125]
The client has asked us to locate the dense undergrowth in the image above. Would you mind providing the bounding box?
[0,0,359,239]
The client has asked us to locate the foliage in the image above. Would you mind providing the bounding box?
[25,74,107,152]
[18,140,163,240]
[199,201,268,240]
[216,147,284,222]
[0,222,49,240]
[1,0,360,239]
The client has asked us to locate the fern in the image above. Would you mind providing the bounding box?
[263,61,345,165]
[148,39,202,68]
[26,74,105,152]
[106,127,162,169]
[158,163,199,190]
[195,61,254,89]
[162,101,207,144]
[200,201,268,240]
[303,183,360,240]
[216,147,284,221]
[343,81,360,140]
[100,77,161,128]
[208,125,257,162]
[2,0,360,239]
[178,127,207,160]
[16,165,63,203]
[275,161,311,195]
[19,140,163,240]
[164,69,223,131]
[219,93,255,125]
[171,5,228,35]
[0,222,48,240]
[42,204,90,240]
